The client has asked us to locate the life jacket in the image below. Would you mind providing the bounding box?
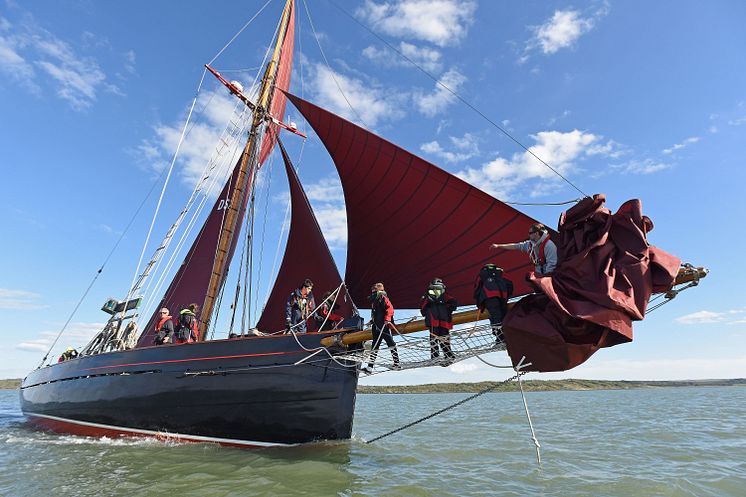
[156,315,172,331]
[175,310,197,342]
[420,291,458,330]
[529,236,550,270]
[475,265,512,301]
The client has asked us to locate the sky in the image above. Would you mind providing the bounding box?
[1,0,745,384]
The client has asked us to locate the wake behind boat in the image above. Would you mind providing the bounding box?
[20,0,706,447]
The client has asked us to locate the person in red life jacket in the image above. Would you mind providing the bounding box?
[420,278,458,365]
[286,279,315,333]
[315,290,344,331]
[174,303,199,344]
[363,283,400,373]
[473,264,513,344]
[58,347,79,362]
[489,223,558,275]
[154,307,175,345]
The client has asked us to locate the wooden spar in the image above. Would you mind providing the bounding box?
[319,266,708,348]
[198,0,294,339]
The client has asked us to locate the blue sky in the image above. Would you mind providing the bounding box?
[1,0,744,383]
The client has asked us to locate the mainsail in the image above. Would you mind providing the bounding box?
[136,162,253,347]
[285,93,542,308]
[256,140,352,333]
[137,0,296,345]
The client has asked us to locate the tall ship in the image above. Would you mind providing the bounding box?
[20,0,706,447]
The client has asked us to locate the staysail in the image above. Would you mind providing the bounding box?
[256,140,352,332]
[285,93,542,308]
[502,195,681,372]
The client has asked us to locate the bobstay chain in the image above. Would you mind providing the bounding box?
[365,357,542,466]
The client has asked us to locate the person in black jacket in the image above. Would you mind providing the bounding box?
[285,279,315,333]
[473,264,513,344]
[154,307,175,345]
[364,283,400,373]
[421,278,458,365]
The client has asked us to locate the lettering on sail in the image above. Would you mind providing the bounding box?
[217,199,230,211]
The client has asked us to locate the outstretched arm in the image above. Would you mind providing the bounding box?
[490,242,520,251]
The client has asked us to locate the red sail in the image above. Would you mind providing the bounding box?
[257,1,295,165]
[285,93,543,308]
[256,140,351,333]
[502,195,681,372]
[136,162,253,346]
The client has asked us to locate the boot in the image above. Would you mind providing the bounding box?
[391,347,401,370]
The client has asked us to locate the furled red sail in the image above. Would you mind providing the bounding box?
[502,195,681,372]
[136,162,253,346]
[256,140,351,333]
[257,1,295,165]
[285,93,542,308]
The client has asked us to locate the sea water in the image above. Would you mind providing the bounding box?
[1,386,744,496]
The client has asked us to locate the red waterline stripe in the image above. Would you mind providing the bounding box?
[84,349,302,371]
[25,412,291,448]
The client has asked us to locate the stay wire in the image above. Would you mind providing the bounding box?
[366,371,525,444]
[327,0,589,199]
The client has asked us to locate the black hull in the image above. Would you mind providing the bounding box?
[20,333,358,447]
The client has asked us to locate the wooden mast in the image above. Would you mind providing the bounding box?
[198,0,294,339]
[320,266,708,347]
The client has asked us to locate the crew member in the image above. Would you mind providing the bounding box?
[473,264,513,344]
[316,290,344,331]
[58,347,79,362]
[490,223,558,275]
[175,303,199,343]
[420,278,458,365]
[364,283,400,373]
[286,279,315,333]
[154,307,175,345]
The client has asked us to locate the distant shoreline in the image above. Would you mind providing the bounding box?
[2,378,744,392]
[357,378,746,394]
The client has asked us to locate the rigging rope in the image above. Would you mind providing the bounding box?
[326,0,589,199]
[125,70,207,305]
[366,371,526,444]
[301,0,371,129]
[206,0,274,66]
[506,198,584,206]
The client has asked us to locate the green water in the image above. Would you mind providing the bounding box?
[1,386,744,496]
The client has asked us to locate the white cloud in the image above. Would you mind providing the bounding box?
[16,322,106,354]
[0,11,120,110]
[357,0,477,47]
[662,136,700,155]
[414,68,466,117]
[448,362,478,374]
[540,356,746,381]
[675,309,746,325]
[0,288,47,310]
[420,132,479,163]
[521,6,608,62]
[611,158,672,175]
[138,86,253,190]
[456,129,606,198]
[362,41,443,72]
[675,310,725,324]
[304,176,347,247]
[309,63,404,127]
